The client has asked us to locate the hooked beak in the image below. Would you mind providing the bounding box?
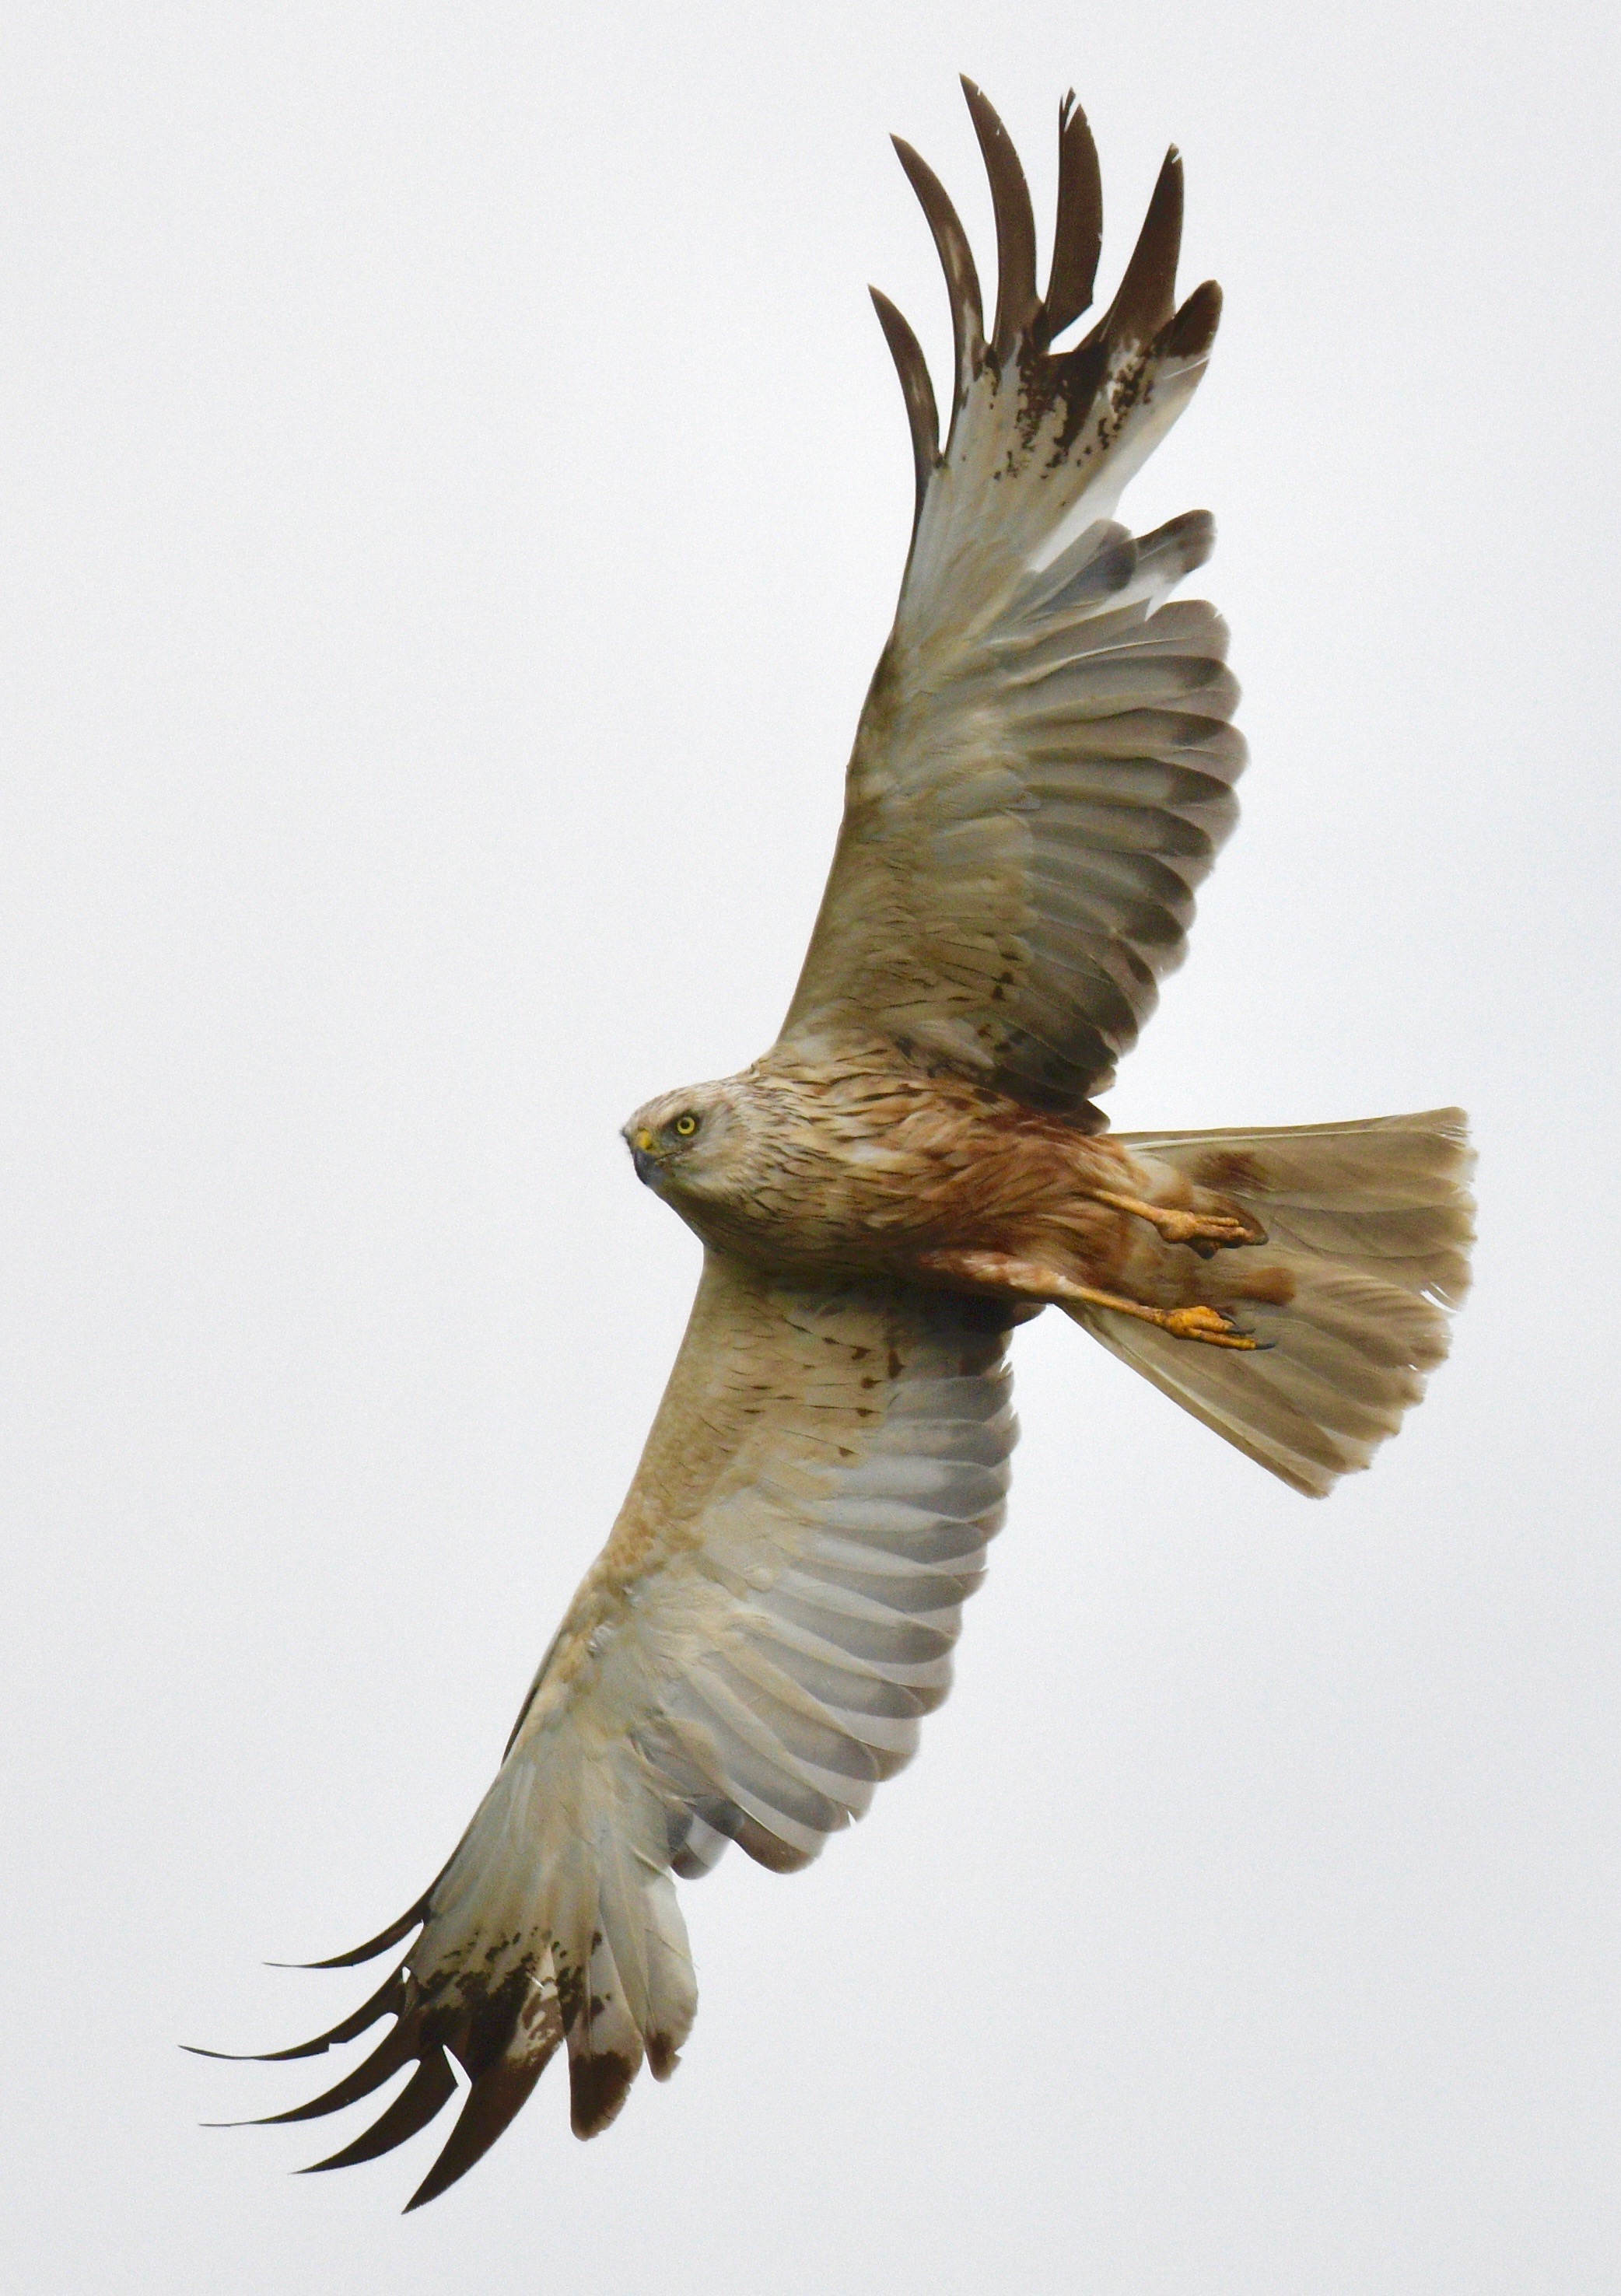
[628,1128,658,1185]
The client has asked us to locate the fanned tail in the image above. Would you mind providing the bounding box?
[1073,1110,1475,1496]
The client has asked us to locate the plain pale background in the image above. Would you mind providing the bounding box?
[5,3,1618,2289]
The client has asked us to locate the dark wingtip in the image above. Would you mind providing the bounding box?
[402,2052,554,2210]
[1105,144,1185,348]
[297,2052,459,2177]
[870,285,940,528]
[646,2031,681,2082]
[1044,89,1104,341]
[569,2048,638,2140]
[184,1965,410,2067]
[268,1891,431,1972]
[1163,278,1223,359]
[891,131,985,398]
[250,2025,415,2127]
[960,77,1038,357]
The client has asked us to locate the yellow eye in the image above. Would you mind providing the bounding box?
[673,1113,698,1139]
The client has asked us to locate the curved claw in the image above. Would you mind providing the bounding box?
[1161,1305,1261,1349]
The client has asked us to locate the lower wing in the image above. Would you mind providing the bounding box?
[202,1251,1017,2207]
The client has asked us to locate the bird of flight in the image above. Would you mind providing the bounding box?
[201,81,1472,2208]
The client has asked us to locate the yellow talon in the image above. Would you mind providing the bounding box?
[1162,1304,1259,1349]
[1088,1188,1267,1253]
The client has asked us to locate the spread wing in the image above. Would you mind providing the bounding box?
[780,83,1242,1118]
[208,1255,1015,2207]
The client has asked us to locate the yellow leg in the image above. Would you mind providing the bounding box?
[1087,1188,1266,1252]
[1067,1291,1262,1349]
[913,1249,1262,1349]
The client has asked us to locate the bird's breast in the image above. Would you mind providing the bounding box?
[662,1079,1099,1282]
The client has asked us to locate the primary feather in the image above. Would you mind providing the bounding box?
[219,1264,1013,2206]
[783,82,1234,1115]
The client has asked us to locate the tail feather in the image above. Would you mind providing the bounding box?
[1077,1109,1474,1496]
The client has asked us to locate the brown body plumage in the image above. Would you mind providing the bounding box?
[626,1050,1279,1320]
[210,81,1472,2212]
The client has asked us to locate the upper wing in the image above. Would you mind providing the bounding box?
[224,1254,1016,2206]
[780,83,1242,1117]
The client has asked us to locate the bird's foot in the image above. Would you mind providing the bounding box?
[1089,1188,1266,1256]
[912,1251,1262,1349]
[1154,1303,1262,1349]
[1074,1290,1262,1348]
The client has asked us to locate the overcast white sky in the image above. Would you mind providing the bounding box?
[4,3,1619,2290]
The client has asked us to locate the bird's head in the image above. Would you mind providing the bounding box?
[621,1077,751,1205]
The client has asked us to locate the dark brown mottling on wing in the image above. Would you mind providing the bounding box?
[212,1257,1017,2206]
[204,80,1473,2223]
[780,82,1238,1115]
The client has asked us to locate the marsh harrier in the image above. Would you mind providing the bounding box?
[201,82,1473,2207]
